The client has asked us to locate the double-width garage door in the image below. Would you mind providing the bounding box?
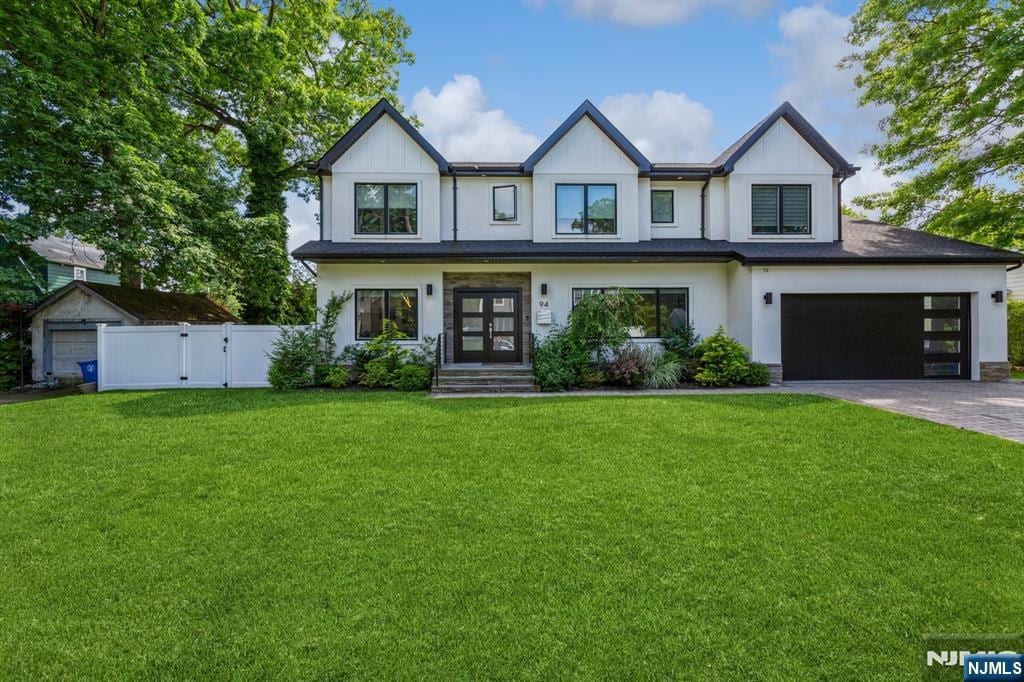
[781,294,970,380]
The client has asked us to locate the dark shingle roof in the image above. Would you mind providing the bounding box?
[292,218,1023,265]
[32,281,240,323]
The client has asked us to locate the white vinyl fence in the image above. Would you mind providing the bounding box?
[97,323,303,391]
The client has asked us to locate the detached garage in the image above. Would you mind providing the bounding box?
[781,293,970,380]
[30,281,238,383]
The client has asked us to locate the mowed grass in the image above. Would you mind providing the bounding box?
[1,390,1022,679]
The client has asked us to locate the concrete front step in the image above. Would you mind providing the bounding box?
[433,383,539,393]
[437,374,535,384]
[437,368,533,377]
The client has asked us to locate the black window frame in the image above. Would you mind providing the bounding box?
[751,184,811,235]
[571,287,689,338]
[555,183,618,235]
[491,184,518,222]
[651,188,675,224]
[354,182,418,235]
[354,288,419,340]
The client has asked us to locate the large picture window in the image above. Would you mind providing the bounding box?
[556,184,617,235]
[572,287,689,338]
[751,184,810,235]
[355,183,417,234]
[492,185,517,221]
[651,189,674,224]
[355,289,418,339]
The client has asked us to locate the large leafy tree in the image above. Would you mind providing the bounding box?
[179,0,413,322]
[845,0,1024,250]
[0,1,236,294]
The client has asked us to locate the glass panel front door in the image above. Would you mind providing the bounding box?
[455,290,521,363]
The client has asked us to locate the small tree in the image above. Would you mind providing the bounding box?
[267,290,351,390]
[566,288,643,355]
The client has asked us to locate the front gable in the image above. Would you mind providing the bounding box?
[531,116,639,174]
[732,119,834,175]
[333,115,440,174]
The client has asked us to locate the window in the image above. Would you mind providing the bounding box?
[355,289,418,339]
[355,183,417,234]
[751,184,810,235]
[556,184,616,234]
[572,287,688,338]
[73,266,86,281]
[492,185,517,222]
[651,189,674,224]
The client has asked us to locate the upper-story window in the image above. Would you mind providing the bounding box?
[492,185,517,222]
[751,184,810,235]
[651,189,674,224]
[73,266,87,281]
[556,183,616,235]
[355,183,417,235]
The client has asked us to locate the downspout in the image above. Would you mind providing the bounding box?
[299,259,316,278]
[452,167,458,242]
[699,177,709,240]
[318,175,324,241]
[836,176,848,242]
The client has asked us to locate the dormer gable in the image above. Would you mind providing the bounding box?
[315,99,448,174]
[523,100,650,174]
[713,101,857,178]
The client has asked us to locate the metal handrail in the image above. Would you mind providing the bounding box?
[434,333,443,387]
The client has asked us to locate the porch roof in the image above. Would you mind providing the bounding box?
[292,219,1024,266]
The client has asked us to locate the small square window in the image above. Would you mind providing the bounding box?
[651,189,674,224]
[73,266,87,281]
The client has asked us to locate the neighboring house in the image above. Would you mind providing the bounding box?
[30,281,239,383]
[29,235,120,291]
[1009,266,1024,301]
[293,99,1024,382]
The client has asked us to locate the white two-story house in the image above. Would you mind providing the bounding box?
[293,99,1022,381]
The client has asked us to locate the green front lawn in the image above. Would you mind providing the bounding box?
[1,391,1022,678]
[1012,367,1024,380]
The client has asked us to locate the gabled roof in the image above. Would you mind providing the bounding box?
[522,100,652,173]
[31,281,240,324]
[30,235,107,269]
[314,99,448,173]
[711,101,858,177]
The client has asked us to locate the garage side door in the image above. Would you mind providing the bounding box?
[781,294,969,380]
[51,329,98,377]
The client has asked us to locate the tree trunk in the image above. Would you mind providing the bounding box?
[237,133,291,324]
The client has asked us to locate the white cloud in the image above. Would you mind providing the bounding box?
[772,5,900,208]
[598,91,715,162]
[410,74,540,161]
[564,0,772,27]
[286,191,318,253]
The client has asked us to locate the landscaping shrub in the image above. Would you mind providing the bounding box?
[532,327,582,391]
[693,326,756,387]
[744,362,772,387]
[359,357,398,388]
[566,289,644,353]
[1009,301,1023,367]
[325,364,354,389]
[642,350,682,389]
[661,322,700,359]
[576,365,606,389]
[604,344,652,387]
[679,356,701,383]
[395,364,432,391]
[267,291,351,390]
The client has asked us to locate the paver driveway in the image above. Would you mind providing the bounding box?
[788,381,1024,444]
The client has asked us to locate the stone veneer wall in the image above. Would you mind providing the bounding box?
[980,361,1010,382]
[442,272,532,364]
[764,364,784,384]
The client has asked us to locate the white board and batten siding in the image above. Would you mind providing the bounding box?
[97,323,300,391]
[1008,267,1024,301]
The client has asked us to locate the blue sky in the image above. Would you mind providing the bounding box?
[288,0,889,249]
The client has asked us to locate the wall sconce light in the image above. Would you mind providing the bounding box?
[763,292,773,305]
[541,283,548,296]
[992,290,1004,302]
[426,284,433,296]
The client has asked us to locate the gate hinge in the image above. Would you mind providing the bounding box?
[180,376,188,381]
[222,382,228,388]
[180,332,189,338]
[223,337,229,344]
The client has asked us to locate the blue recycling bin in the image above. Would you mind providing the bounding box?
[78,360,98,383]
